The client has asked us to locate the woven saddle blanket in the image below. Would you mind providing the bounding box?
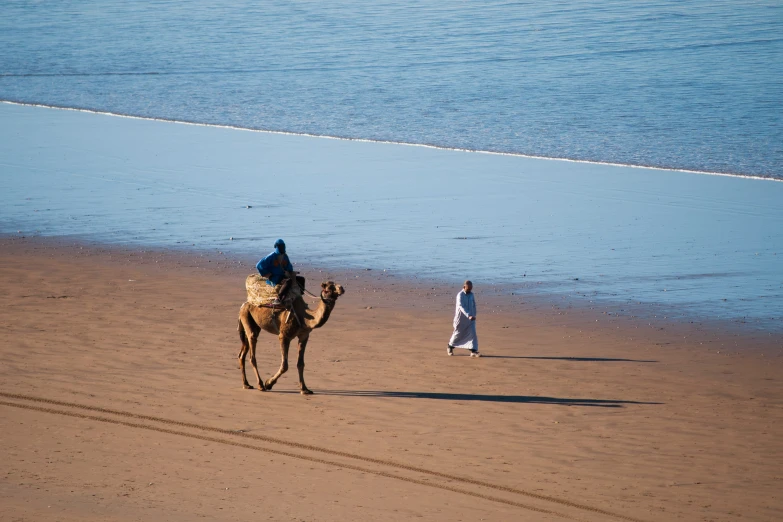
[245,274,302,306]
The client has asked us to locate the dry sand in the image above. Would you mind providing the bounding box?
[1,236,781,521]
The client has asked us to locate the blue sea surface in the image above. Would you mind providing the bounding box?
[1,1,781,177]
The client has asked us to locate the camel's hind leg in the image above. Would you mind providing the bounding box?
[264,335,291,391]
[238,308,266,391]
[237,318,253,389]
[296,333,312,395]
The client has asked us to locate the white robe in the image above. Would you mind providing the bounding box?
[448,290,478,350]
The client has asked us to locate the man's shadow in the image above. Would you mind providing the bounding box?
[291,389,660,407]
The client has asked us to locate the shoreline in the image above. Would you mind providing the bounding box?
[3,99,780,183]
[1,236,781,521]
[5,233,782,342]
[3,102,781,330]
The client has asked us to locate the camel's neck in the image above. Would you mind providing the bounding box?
[304,298,335,329]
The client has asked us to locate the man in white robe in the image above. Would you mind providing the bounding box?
[448,280,480,357]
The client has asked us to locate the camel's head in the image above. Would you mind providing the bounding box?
[320,281,345,302]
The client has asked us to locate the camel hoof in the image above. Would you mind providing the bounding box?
[243,384,254,390]
[300,389,314,395]
[264,381,275,390]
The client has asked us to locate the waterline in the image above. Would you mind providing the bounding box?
[4,100,779,184]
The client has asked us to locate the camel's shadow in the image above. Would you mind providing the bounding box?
[280,389,661,407]
[480,355,658,362]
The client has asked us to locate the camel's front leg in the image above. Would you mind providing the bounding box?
[296,334,312,395]
[264,335,291,391]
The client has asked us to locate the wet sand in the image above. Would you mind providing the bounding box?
[3,102,783,329]
[1,236,781,521]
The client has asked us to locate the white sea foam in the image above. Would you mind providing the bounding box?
[3,100,778,183]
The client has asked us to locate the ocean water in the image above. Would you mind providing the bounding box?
[1,1,782,178]
[2,104,782,330]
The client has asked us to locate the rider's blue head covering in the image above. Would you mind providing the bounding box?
[274,238,286,254]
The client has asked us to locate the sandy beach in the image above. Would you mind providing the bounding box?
[1,235,781,521]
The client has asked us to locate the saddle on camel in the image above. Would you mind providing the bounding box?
[245,271,305,319]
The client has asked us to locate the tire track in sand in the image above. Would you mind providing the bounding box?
[0,392,646,522]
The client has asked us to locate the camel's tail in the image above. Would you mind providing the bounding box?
[237,317,247,362]
[237,317,247,344]
[237,302,261,357]
[237,302,255,361]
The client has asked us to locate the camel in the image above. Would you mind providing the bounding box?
[237,281,345,394]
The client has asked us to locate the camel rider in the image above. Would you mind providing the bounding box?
[256,239,294,305]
